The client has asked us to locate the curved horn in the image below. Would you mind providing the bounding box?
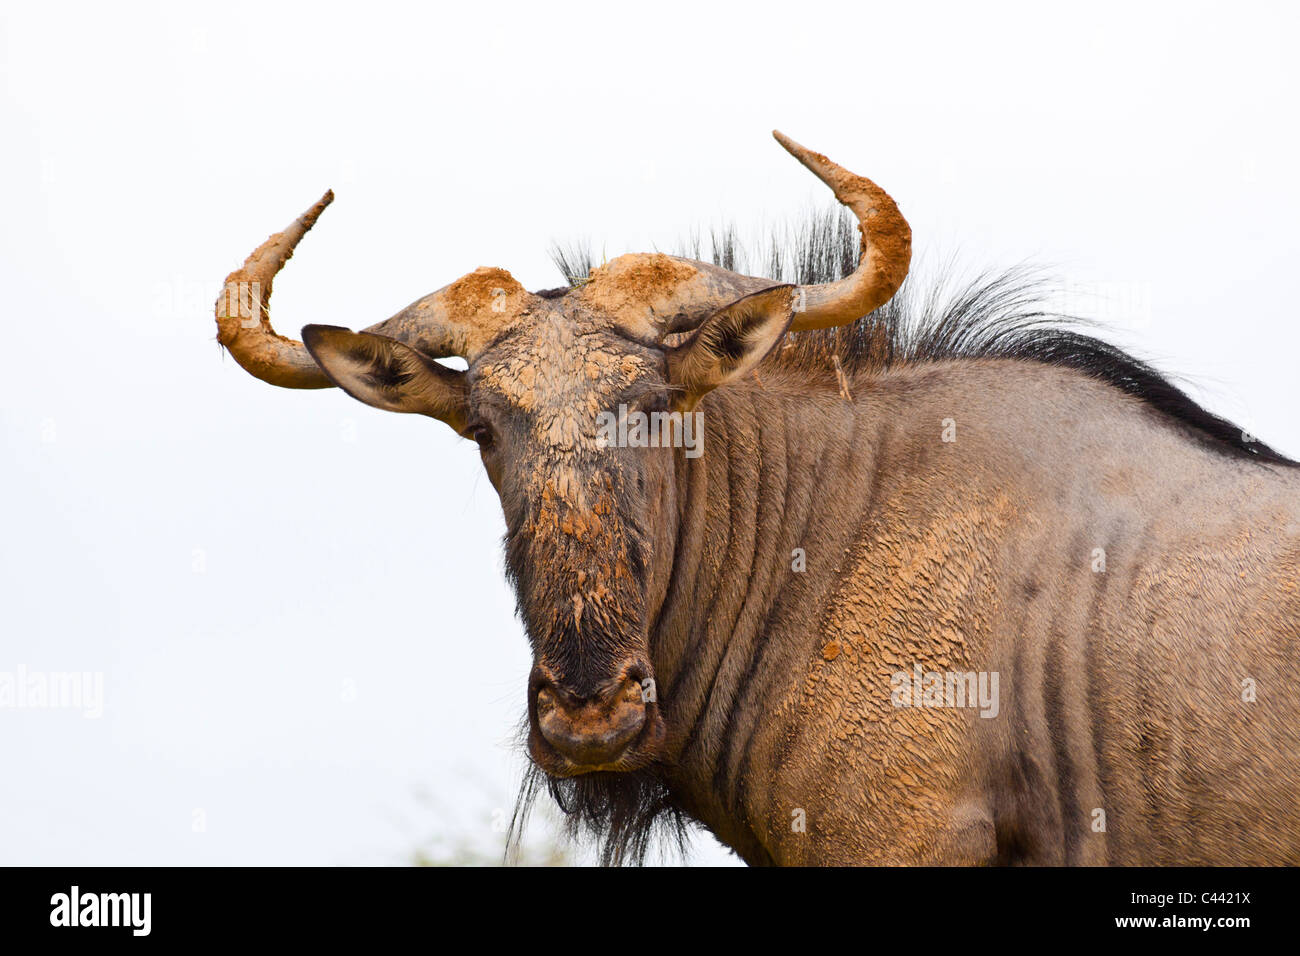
[581,133,911,340]
[214,191,336,388]
[216,195,532,389]
[773,131,912,332]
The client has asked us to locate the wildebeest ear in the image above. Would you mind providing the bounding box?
[301,325,470,432]
[665,285,795,411]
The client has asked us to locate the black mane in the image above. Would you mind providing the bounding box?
[552,207,1294,466]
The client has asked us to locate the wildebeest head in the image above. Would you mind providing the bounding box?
[214,132,911,779]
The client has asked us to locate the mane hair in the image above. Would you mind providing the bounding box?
[552,207,1294,466]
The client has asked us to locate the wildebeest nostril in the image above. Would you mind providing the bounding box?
[535,676,648,768]
[534,686,558,714]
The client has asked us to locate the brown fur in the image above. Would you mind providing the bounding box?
[643,361,1299,864]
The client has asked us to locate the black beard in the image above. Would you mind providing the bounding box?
[509,757,687,866]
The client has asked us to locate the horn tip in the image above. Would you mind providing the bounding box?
[300,189,334,230]
[772,129,796,151]
[772,130,826,171]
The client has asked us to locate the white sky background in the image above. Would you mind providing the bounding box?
[1,1,1297,865]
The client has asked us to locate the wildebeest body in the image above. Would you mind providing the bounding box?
[651,360,1300,864]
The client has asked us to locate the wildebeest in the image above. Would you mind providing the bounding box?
[215,132,1300,865]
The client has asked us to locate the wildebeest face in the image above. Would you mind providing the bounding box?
[299,275,797,776]
[470,315,678,777]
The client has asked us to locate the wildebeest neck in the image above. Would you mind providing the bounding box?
[646,375,886,862]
